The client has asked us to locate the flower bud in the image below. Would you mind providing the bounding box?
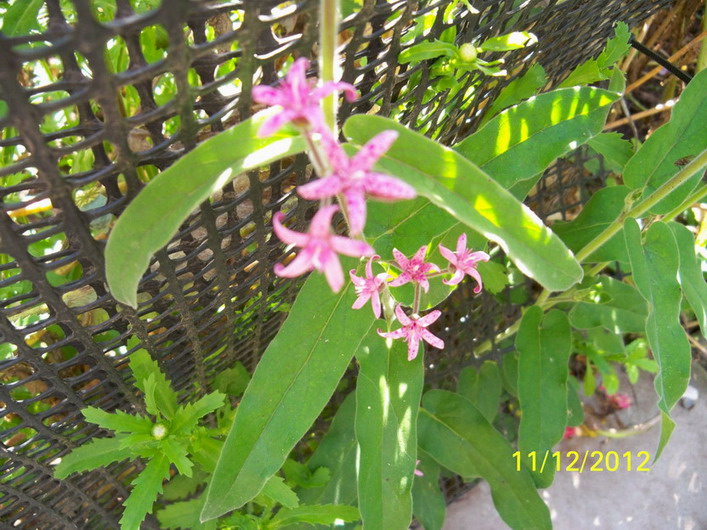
[151,423,168,440]
[459,43,478,63]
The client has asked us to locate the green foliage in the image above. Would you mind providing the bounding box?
[516,307,572,487]
[457,361,502,423]
[1,0,44,36]
[418,390,551,530]
[202,266,375,520]
[105,110,305,308]
[268,505,360,528]
[587,132,635,173]
[624,219,691,459]
[355,331,424,529]
[344,114,583,292]
[623,69,707,214]
[481,63,548,125]
[121,453,172,530]
[669,222,707,334]
[412,454,446,530]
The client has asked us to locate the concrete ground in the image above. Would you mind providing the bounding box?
[442,362,707,530]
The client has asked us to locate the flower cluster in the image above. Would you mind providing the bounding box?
[255,58,489,362]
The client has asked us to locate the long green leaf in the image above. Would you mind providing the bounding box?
[298,394,358,507]
[552,186,631,263]
[54,437,133,479]
[157,496,217,530]
[344,115,583,292]
[82,407,153,434]
[411,452,446,530]
[129,349,178,420]
[418,390,551,530]
[355,331,424,529]
[1,0,44,36]
[106,110,305,307]
[623,69,707,214]
[457,361,502,423]
[568,276,648,334]
[480,63,547,125]
[120,453,171,530]
[669,222,707,335]
[624,219,691,459]
[169,391,225,436]
[453,87,619,192]
[516,307,572,487]
[201,267,375,520]
[269,505,360,528]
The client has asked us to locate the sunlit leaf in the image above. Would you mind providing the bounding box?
[481,63,547,125]
[120,453,171,530]
[668,222,707,335]
[412,452,446,530]
[54,437,133,479]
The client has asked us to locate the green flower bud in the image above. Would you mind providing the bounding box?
[151,423,168,440]
[459,43,478,63]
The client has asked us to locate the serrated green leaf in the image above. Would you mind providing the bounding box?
[517,307,572,487]
[476,260,508,295]
[345,115,583,292]
[558,60,607,88]
[419,390,551,530]
[106,110,305,307]
[143,373,160,417]
[455,87,619,194]
[120,453,171,530]
[587,132,635,172]
[82,407,153,434]
[481,64,547,126]
[624,219,691,459]
[412,452,446,530]
[213,362,250,397]
[669,222,707,335]
[54,437,133,479]
[161,437,193,477]
[129,350,178,420]
[479,31,536,51]
[161,472,207,501]
[270,504,360,528]
[283,459,331,489]
[298,393,357,510]
[457,361,502,423]
[597,22,632,68]
[355,330,424,529]
[262,475,300,509]
[552,185,631,263]
[201,268,375,520]
[1,0,43,37]
[170,391,225,436]
[118,433,157,452]
[569,276,648,334]
[623,69,707,213]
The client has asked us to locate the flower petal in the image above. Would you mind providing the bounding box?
[363,172,416,201]
[351,130,399,172]
[286,57,310,103]
[394,304,411,326]
[420,328,444,350]
[365,255,379,278]
[456,233,467,255]
[297,175,344,200]
[252,85,284,106]
[311,81,358,103]
[330,235,374,257]
[257,109,298,137]
[469,250,490,263]
[371,291,382,319]
[417,309,442,327]
[467,267,484,294]
[309,205,339,239]
[438,244,457,265]
[378,327,406,339]
[412,245,428,263]
[342,187,367,235]
[352,291,371,309]
[272,212,310,247]
[321,249,345,292]
[442,269,465,286]
[274,250,314,278]
[349,269,367,287]
[407,334,420,361]
[319,131,350,171]
[392,248,408,269]
[389,273,411,288]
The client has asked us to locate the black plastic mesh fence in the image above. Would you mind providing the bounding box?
[0,0,670,527]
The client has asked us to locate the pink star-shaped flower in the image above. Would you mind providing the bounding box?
[388,246,439,293]
[438,234,489,292]
[608,393,631,410]
[297,131,416,235]
[377,305,444,361]
[349,255,389,318]
[252,58,357,137]
[273,205,374,292]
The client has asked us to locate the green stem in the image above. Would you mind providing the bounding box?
[413,284,422,315]
[320,0,339,133]
[662,183,707,222]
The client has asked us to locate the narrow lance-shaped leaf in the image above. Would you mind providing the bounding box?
[120,453,171,530]
[517,307,572,488]
[269,505,361,528]
[54,437,133,479]
[453,87,619,194]
[480,63,547,125]
[412,452,446,530]
[201,265,375,521]
[355,330,424,529]
[344,115,583,292]
[82,407,153,434]
[623,69,707,214]
[457,361,502,423]
[418,390,551,530]
[106,110,305,308]
[668,222,707,335]
[624,219,691,459]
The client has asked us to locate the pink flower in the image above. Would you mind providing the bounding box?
[414,460,424,477]
[297,131,416,235]
[388,246,439,293]
[252,58,357,137]
[438,234,489,292]
[349,255,389,318]
[273,205,374,292]
[377,305,444,361]
[608,393,631,410]
[563,427,581,439]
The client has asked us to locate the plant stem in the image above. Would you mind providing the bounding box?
[662,183,707,222]
[413,284,421,315]
[320,0,339,133]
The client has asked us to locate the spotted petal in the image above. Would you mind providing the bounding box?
[297,175,345,200]
[272,212,310,247]
[257,109,298,137]
[350,130,399,172]
[363,172,416,201]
